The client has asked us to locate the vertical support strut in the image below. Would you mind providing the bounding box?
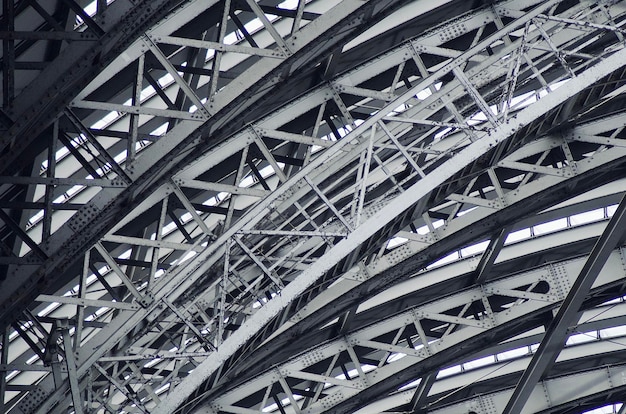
[409,372,437,413]
[2,0,15,108]
[0,327,8,412]
[62,328,84,414]
[474,225,511,284]
[43,120,59,240]
[128,54,145,164]
[74,250,90,352]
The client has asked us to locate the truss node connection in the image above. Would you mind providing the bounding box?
[1,0,626,413]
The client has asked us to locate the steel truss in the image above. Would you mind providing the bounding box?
[2,0,626,413]
[0,0,177,138]
[206,243,626,413]
[0,0,416,330]
[355,329,626,414]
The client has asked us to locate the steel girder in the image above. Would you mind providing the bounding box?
[502,194,626,413]
[166,0,626,410]
[0,0,419,330]
[0,0,185,207]
[0,0,177,126]
[180,129,626,412]
[351,329,626,414]
[200,241,626,414]
[3,0,626,413]
[432,366,626,414]
[414,347,626,414]
[0,0,184,313]
[2,0,462,412]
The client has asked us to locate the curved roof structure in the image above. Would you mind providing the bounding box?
[1,0,626,413]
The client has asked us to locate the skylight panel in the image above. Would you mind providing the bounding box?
[533,217,567,236]
[599,325,626,339]
[462,355,495,370]
[437,365,461,378]
[505,227,531,244]
[496,346,528,361]
[582,404,623,414]
[460,240,489,257]
[570,208,604,225]
[565,331,597,345]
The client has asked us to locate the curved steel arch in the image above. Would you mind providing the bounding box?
[352,337,626,414]
[0,0,416,329]
[210,146,626,403]
[3,0,468,412]
[3,0,626,413]
[203,240,626,413]
[177,111,626,411]
[1,0,429,411]
[157,2,626,410]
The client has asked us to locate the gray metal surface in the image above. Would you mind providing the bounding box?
[205,243,626,413]
[503,195,626,413]
[1,0,626,413]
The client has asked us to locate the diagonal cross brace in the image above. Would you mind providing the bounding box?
[503,192,626,414]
